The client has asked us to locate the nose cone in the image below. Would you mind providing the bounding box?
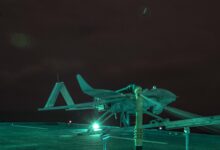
[159,88,177,103]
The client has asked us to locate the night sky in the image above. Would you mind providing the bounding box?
[0,0,220,123]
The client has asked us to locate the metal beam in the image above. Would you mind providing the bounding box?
[141,115,220,130]
[166,115,220,129]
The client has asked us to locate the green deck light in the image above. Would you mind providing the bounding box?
[92,122,100,131]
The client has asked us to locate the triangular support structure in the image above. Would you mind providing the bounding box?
[39,82,74,111]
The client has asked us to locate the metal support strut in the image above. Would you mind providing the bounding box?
[101,134,110,150]
[184,127,190,150]
[134,86,143,150]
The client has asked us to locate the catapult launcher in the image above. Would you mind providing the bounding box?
[39,74,220,150]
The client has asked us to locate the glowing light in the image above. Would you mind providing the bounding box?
[68,120,72,124]
[92,122,100,131]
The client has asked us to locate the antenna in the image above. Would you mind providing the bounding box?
[56,73,60,82]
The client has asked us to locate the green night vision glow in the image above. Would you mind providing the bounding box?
[11,33,31,48]
[92,122,100,131]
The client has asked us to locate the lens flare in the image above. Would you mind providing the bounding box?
[92,122,100,131]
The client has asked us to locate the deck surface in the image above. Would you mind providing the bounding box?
[0,122,220,150]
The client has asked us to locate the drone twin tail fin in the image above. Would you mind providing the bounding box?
[76,74,127,99]
[38,82,75,111]
[76,74,94,94]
